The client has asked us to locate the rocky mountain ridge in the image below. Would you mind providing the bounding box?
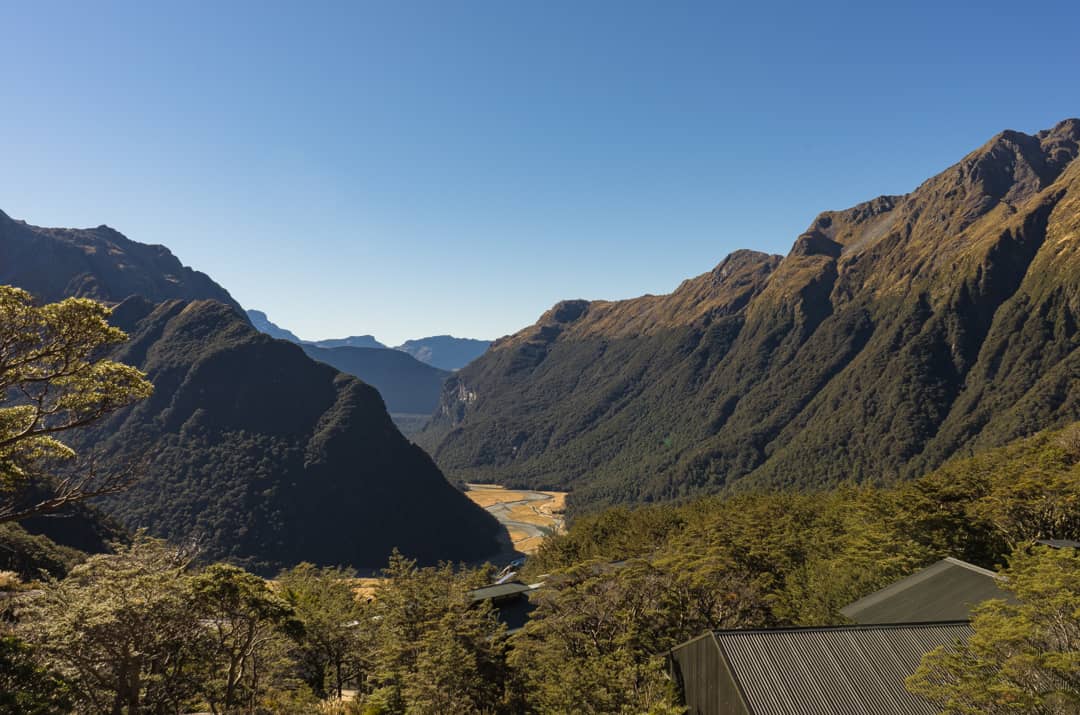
[0,210,240,311]
[418,119,1080,513]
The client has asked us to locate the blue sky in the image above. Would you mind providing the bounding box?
[2,1,1078,345]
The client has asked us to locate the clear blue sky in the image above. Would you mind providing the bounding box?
[2,1,1078,345]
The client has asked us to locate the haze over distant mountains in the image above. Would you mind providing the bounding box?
[397,336,493,372]
[302,344,449,417]
[244,309,489,433]
[245,309,491,371]
[84,297,500,571]
[5,118,1079,569]
[419,119,1080,515]
[0,209,503,570]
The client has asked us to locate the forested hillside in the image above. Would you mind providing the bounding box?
[302,344,450,415]
[420,119,1080,514]
[7,423,1076,714]
[0,210,507,572]
[73,297,501,572]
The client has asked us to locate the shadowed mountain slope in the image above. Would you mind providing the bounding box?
[79,297,502,572]
[418,119,1080,514]
[0,209,240,310]
[243,309,452,416]
[301,344,451,415]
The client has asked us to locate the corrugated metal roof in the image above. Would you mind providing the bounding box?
[712,622,972,715]
[468,581,533,601]
[840,558,1005,624]
[1038,539,1080,549]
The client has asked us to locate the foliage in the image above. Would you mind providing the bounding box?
[366,551,508,714]
[906,546,1080,714]
[189,563,301,714]
[80,297,501,572]
[900,427,1080,566]
[0,522,87,579]
[4,419,1078,714]
[277,562,369,699]
[14,537,311,715]
[0,635,71,715]
[0,286,152,524]
[526,487,937,627]
[18,536,202,714]
[510,559,760,714]
[420,121,1080,517]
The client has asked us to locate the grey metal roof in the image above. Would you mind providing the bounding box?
[711,622,972,715]
[468,581,533,601]
[1038,539,1080,549]
[840,558,1005,624]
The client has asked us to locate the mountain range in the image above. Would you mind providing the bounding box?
[0,209,240,310]
[247,309,491,371]
[301,344,450,416]
[6,118,1079,568]
[418,119,1080,515]
[0,211,503,571]
[82,297,500,572]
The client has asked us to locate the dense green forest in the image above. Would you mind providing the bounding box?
[81,296,502,572]
[4,420,1079,713]
[0,285,502,575]
[0,208,509,572]
[2,122,1079,712]
[420,120,1080,516]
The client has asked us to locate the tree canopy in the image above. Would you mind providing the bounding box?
[0,286,152,523]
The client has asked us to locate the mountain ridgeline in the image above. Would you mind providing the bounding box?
[301,344,450,415]
[243,310,452,420]
[418,119,1080,514]
[78,297,502,572]
[396,336,492,371]
[246,309,491,370]
[243,311,490,425]
[0,211,505,572]
[0,209,240,311]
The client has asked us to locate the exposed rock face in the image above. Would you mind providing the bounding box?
[418,119,1080,514]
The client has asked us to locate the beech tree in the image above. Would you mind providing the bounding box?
[906,545,1080,714]
[510,558,765,714]
[276,562,370,700]
[189,563,301,714]
[368,551,507,714]
[19,536,202,715]
[0,286,152,523]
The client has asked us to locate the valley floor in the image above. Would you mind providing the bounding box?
[464,483,566,554]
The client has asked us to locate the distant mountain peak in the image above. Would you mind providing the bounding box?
[419,118,1080,515]
[246,309,305,343]
[310,335,387,350]
[247,309,491,371]
[395,335,492,371]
